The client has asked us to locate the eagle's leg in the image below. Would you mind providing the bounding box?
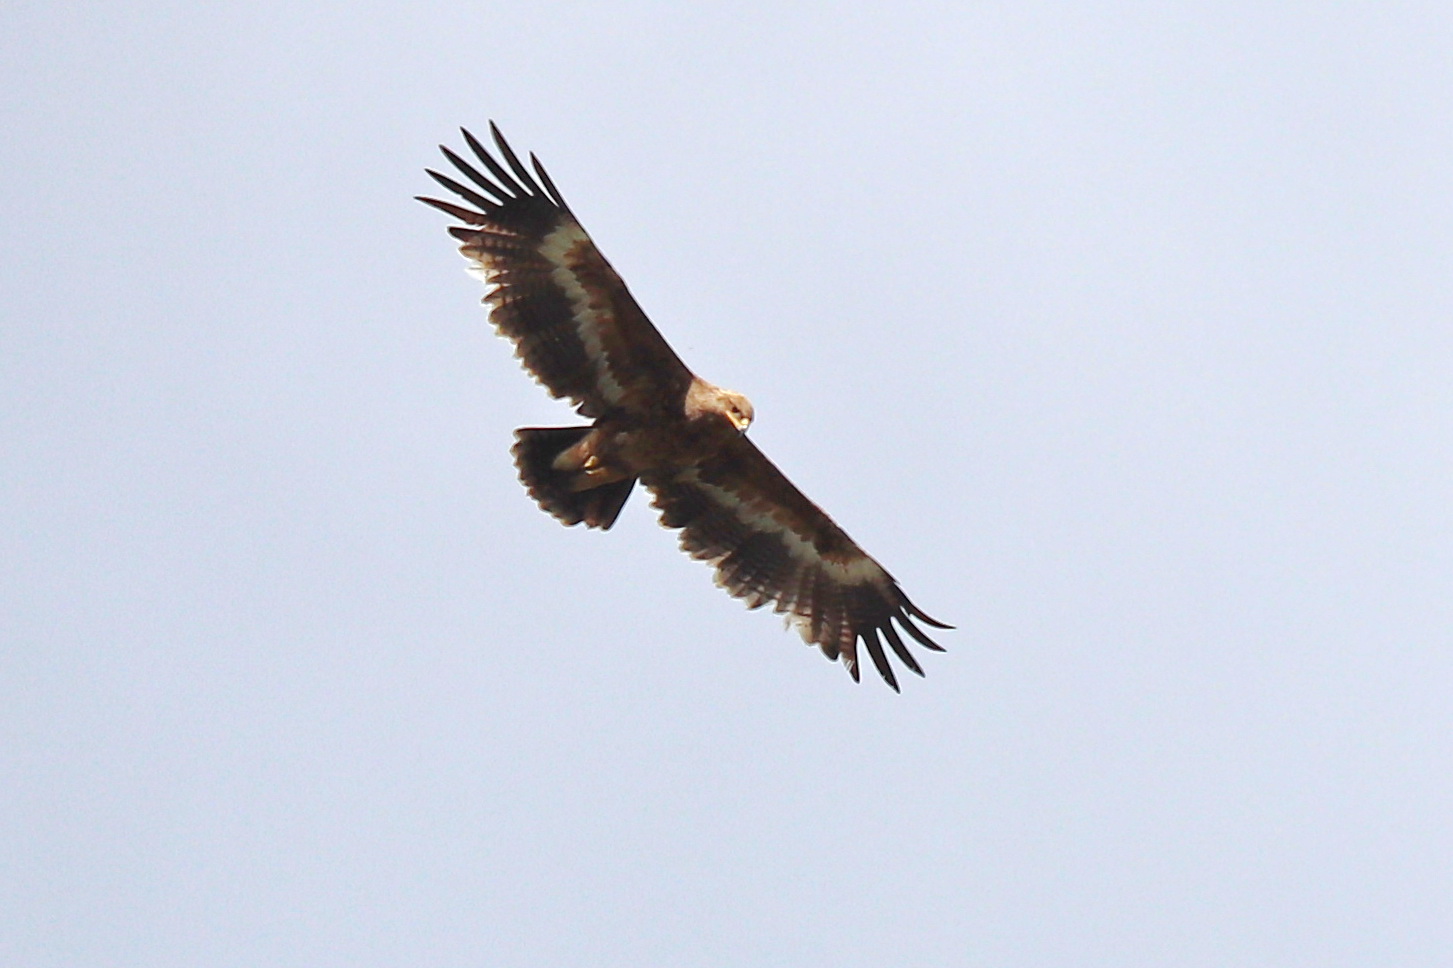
[549,431,630,487]
[512,426,637,530]
[549,432,595,472]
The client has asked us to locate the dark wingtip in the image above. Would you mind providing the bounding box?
[416,193,454,213]
[459,127,527,199]
[416,196,488,226]
[424,167,501,212]
[898,612,947,653]
[438,145,514,204]
[530,151,572,213]
[488,121,542,195]
[880,622,925,678]
[904,598,954,630]
[862,628,900,692]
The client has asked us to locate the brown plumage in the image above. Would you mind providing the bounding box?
[418,123,950,689]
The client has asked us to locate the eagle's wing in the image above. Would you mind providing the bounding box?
[417,125,694,418]
[646,434,951,690]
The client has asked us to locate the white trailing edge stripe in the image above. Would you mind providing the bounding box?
[540,221,627,407]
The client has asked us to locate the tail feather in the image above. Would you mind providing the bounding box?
[511,426,635,530]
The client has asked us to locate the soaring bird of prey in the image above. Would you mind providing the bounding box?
[418,124,950,689]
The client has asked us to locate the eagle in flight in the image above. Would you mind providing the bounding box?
[418,124,950,689]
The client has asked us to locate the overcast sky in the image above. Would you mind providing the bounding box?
[4,2,1451,965]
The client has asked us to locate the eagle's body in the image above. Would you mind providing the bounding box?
[419,124,949,689]
[551,383,748,490]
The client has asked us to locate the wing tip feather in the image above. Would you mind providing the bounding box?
[880,621,925,678]
[904,597,954,630]
[897,610,948,653]
[862,628,901,692]
[416,193,489,226]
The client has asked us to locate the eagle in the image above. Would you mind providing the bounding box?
[418,124,950,689]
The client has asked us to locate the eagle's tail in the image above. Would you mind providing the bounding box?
[511,426,636,530]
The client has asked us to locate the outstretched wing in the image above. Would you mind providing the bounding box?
[646,434,951,690]
[417,124,694,418]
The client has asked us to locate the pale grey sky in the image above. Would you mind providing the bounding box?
[3,2,1451,965]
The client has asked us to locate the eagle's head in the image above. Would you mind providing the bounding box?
[687,379,754,433]
[719,388,754,432]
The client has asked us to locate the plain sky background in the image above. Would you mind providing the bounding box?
[3,2,1451,965]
